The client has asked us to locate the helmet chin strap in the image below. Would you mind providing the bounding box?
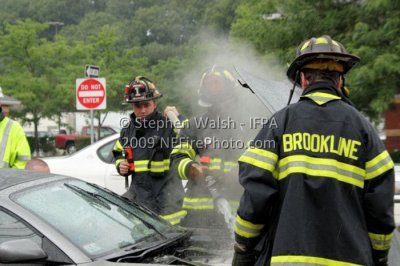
[287,71,300,105]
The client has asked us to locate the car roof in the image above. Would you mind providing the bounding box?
[0,169,52,191]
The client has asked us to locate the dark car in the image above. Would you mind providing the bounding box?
[0,169,233,265]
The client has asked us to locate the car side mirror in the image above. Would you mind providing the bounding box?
[0,239,47,263]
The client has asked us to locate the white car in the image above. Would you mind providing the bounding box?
[394,164,400,228]
[43,133,127,195]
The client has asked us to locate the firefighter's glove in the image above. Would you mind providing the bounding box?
[163,106,180,117]
[188,163,208,181]
[372,250,388,266]
[232,243,256,266]
[118,161,130,176]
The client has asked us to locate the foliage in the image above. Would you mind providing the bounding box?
[75,137,91,151]
[0,0,399,147]
[0,20,75,152]
[344,0,400,119]
[230,0,400,120]
[27,135,56,156]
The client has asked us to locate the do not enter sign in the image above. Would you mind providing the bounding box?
[76,78,106,110]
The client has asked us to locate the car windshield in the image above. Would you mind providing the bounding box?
[12,179,178,258]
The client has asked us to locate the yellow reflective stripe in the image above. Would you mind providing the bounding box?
[303,92,341,105]
[0,119,14,164]
[209,158,222,170]
[223,161,237,172]
[114,140,124,167]
[305,92,341,99]
[224,161,237,166]
[271,255,362,266]
[115,159,125,167]
[181,119,189,126]
[16,155,30,161]
[178,158,192,180]
[239,147,277,172]
[301,38,340,51]
[171,143,196,159]
[183,197,214,210]
[133,160,169,173]
[149,159,170,172]
[134,160,149,172]
[160,210,187,225]
[368,232,393,250]
[278,155,365,188]
[234,215,264,238]
[300,40,311,51]
[113,140,123,151]
[365,150,394,180]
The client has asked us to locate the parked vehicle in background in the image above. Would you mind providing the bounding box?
[0,169,232,265]
[394,164,400,228]
[55,125,118,154]
[25,131,57,157]
[25,131,55,138]
[44,133,126,194]
[44,133,190,196]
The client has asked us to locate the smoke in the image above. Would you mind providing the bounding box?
[179,30,289,141]
[172,31,292,239]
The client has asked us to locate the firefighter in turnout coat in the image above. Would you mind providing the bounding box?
[170,66,245,231]
[113,76,186,225]
[232,36,395,266]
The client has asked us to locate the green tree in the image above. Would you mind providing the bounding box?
[230,0,400,120]
[0,20,82,152]
[344,0,400,120]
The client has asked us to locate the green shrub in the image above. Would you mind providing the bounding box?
[75,137,91,150]
[27,136,56,156]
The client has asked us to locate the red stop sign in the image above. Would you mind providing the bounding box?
[76,78,106,110]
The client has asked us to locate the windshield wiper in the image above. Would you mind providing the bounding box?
[87,183,154,213]
[64,183,111,210]
[86,183,168,240]
[112,231,192,263]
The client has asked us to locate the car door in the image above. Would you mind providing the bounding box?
[0,208,74,264]
[97,138,128,195]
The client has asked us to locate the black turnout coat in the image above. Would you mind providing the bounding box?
[234,83,395,265]
[113,110,185,225]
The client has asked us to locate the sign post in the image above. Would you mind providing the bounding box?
[76,77,106,144]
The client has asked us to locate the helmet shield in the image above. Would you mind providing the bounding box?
[125,76,162,103]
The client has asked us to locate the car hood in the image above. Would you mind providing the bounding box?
[79,228,233,266]
[78,230,400,265]
[79,261,169,266]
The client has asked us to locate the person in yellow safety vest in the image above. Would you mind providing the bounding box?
[112,76,186,225]
[170,66,246,234]
[232,35,395,266]
[0,104,31,169]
